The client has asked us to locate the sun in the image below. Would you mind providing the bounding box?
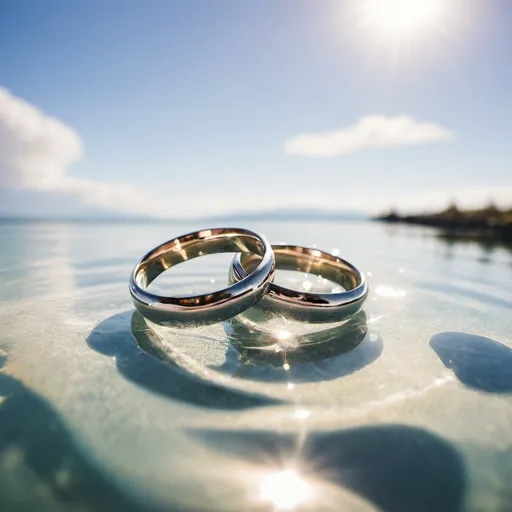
[361,0,446,36]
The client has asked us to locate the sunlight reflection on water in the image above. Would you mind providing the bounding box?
[1,220,512,511]
[259,468,313,510]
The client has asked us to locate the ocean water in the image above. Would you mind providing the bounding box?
[0,220,511,511]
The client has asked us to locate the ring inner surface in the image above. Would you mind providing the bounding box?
[138,231,264,289]
[239,247,359,291]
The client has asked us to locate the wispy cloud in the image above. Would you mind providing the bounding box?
[0,87,169,217]
[1,90,504,219]
[284,115,453,157]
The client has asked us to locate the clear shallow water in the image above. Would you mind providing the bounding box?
[0,220,511,511]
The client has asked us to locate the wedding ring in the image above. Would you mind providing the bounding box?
[130,228,275,327]
[229,245,368,323]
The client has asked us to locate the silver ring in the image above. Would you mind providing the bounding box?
[130,227,275,327]
[229,245,368,323]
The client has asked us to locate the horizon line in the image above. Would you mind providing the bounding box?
[0,208,371,223]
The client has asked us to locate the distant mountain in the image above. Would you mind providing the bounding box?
[199,208,369,222]
[0,208,369,223]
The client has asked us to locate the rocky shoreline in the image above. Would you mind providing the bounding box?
[376,204,512,246]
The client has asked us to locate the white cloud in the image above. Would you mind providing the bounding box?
[284,115,453,157]
[1,90,505,219]
[0,87,169,217]
[0,87,82,189]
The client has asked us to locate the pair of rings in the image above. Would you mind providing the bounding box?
[129,227,368,327]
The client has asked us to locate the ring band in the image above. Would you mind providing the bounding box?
[229,245,368,323]
[129,228,275,327]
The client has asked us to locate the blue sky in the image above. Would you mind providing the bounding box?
[0,0,511,218]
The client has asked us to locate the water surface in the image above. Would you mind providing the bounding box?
[1,220,511,511]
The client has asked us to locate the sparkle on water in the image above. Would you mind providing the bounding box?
[259,469,312,510]
[276,329,292,341]
[375,284,407,299]
[275,329,299,351]
[293,409,311,420]
[302,280,312,292]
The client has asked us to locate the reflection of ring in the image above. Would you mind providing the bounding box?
[229,245,368,323]
[129,228,275,327]
[226,311,369,366]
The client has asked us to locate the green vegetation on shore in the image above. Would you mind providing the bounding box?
[376,202,512,245]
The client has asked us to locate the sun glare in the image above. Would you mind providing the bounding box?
[259,469,312,510]
[361,0,446,36]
